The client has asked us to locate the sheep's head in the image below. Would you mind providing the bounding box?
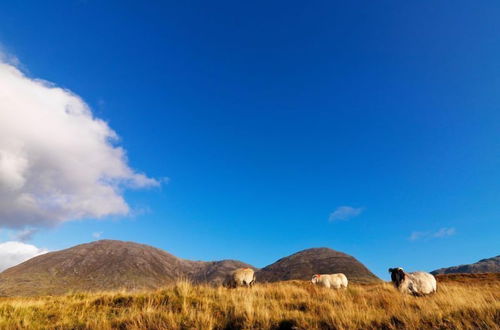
[388,267,405,287]
[311,274,320,284]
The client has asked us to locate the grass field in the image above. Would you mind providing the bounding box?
[0,274,498,329]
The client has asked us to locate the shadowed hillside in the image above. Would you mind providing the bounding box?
[256,247,380,283]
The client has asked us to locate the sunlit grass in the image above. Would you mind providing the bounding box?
[0,278,498,329]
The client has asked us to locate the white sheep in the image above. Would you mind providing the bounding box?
[311,273,348,289]
[225,268,255,288]
[388,267,437,296]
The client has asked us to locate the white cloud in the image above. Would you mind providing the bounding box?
[92,231,103,239]
[329,206,364,222]
[0,241,48,272]
[409,227,456,241]
[0,57,159,229]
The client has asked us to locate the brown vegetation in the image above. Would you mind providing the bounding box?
[0,277,498,329]
[435,272,500,284]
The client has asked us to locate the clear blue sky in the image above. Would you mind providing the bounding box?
[1,1,499,279]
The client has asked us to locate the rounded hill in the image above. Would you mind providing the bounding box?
[256,247,379,283]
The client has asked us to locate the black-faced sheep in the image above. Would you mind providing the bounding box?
[388,267,437,295]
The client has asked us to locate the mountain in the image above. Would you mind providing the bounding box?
[0,242,380,296]
[256,248,380,283]
[0,240,253,296]
[431,255,500,275]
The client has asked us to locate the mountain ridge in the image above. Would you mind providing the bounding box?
[431,255,500,275]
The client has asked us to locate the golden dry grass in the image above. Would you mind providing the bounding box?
[0,278,498,329]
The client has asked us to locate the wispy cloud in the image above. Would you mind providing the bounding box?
[409,227,456,241]
[11,228,38,242]
[409,231,425,241]
[92,232,103,239]
[0,45,20,66]
[433,227,456,238]
[329,206,364,222]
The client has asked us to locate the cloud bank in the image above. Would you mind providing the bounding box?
[0,58,158,229]
[329,206,364,222]
[0,241,48,271]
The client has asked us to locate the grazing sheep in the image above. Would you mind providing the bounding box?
[225,268,255,288]
[311,273,348,289]
[388,267,437,296]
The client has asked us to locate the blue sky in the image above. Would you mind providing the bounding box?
[0,1,499,279]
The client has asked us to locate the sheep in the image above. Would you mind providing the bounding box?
[224,268,255,288]
[311,273,348,289]
[388,267,437,296]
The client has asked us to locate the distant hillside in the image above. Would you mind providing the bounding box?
[435,273,500,284]
[256,248,380,284]
[432,255,500,275]
[0,240,253,296]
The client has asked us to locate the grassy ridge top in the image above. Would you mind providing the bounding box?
[0,278,498,329]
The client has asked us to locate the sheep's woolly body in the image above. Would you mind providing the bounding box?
[311,273,348,289]
[226,268,255,288]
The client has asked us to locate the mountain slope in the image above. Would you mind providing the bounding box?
[256,248,379,283]
[0,240,253,296]
[431,255,500,275]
